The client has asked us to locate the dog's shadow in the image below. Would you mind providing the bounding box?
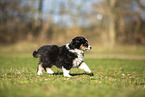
[53,72,94,76]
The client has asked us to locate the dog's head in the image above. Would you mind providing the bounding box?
[69,36,92,51]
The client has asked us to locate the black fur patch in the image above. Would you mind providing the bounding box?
[33,45,77,70]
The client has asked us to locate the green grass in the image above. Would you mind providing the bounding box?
[0,43,145,97]
[0,55,145,97]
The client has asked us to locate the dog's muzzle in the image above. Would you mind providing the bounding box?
[87,45,92,51]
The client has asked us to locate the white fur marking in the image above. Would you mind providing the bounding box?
[62,66,71,77]
[87,45,91,51]
[37,70,43,75]
[46,68,54,74]
[37,64,43,75]
[72,49,84,67]
[78,62,92,73]
[66,43,84,67]
[66,43,70,49]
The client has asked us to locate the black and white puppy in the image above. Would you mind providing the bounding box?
[33,36,93,77]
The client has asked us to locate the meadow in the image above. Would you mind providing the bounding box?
[0,44,145,97]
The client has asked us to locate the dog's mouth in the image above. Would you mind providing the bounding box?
[80,45,92,51]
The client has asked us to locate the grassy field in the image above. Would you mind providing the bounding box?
[0,44,145,97]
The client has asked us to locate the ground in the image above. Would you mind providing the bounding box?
[0,44,145,97]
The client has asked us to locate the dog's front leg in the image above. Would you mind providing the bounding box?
[62,66,71,77]
[78,62,94,76]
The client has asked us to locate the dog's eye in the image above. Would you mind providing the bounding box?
[83,43,88,46]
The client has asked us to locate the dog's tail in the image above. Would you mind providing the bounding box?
[33,51,39,58]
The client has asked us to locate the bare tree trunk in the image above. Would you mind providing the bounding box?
[37,0,49,42]
[109,14,116,47]
[108,0,116,47]
[38,0,43,22]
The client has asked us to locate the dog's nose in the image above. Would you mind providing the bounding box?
[90,46,92,49]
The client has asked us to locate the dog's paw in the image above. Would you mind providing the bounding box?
[37,71,43,75]
[89,73,94,76]
[63,74,72,77]
[47,69,54,74]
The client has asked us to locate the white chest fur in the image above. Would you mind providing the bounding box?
[69,49,84,67]
[66,43,84,67]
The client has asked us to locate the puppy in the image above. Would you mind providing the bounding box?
[33,36,94,77]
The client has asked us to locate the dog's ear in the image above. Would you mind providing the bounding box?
[73,37,81,43]
[69,38,80,49]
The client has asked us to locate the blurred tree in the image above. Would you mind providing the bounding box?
[134,0,145,44]
[0,0,38,44]
[108,0,117,47]
[92,0,145,45]
[0,0,144,45]
[37,0,54,42]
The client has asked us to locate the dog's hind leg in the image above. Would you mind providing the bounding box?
[37,63,43,75]
[46,68,54,74]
